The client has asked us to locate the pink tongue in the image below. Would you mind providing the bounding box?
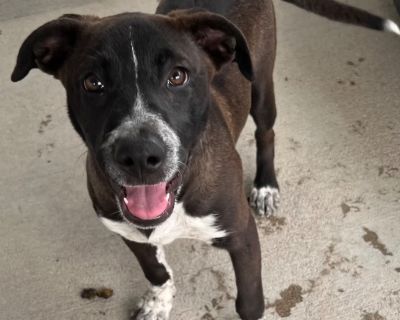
[124,182,169,220]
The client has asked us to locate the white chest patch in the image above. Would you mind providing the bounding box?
[100,203,227,246]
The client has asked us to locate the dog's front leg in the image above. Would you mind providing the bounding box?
[224,213,265,320]
[123,240,175,320]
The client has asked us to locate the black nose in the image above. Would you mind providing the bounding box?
[113,133,166,175]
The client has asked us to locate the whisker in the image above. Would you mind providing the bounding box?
[107,210,122,216]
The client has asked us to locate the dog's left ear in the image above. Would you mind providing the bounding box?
[171,10,253,81]
[11,15,91,82]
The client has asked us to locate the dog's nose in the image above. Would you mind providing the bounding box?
[113,134,166,175]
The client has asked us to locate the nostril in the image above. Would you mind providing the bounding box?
[146,155,161,168]
[121,156,135,167]
[115,150,135,167]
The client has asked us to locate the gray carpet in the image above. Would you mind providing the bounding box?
[0,0,399,319]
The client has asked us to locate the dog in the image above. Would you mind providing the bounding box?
[11,0,399,319]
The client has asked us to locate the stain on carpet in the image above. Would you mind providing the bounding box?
[297,175,312,186]
[320,243,363,277]
[288,138,301,151]
[38,114,52,134]
[200,312,215,320]
[341,202,351,216]
[247,138,255,146]
[362,228,393,256]
[378,166,399,178]
[209,269,234,300]
[351,120,367,135]
[340,196,365,218]
[257,216,286,235]
[362,311,386,320]
[324,244,346,270]
[191,267,234,318]
[267,284,303,317]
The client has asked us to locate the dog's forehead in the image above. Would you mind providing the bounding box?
[90,13,193,56]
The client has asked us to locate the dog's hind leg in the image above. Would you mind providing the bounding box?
[123,240,175,320]
[249,76,280,217]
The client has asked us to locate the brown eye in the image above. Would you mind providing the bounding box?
[83,75,104,93]
[167,67,188,87]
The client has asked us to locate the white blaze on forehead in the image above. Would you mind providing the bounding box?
[129,26,145,116]
[129,26,139,81]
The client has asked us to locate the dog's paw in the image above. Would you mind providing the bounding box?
[250,186,280,217]
[131,280,175,320]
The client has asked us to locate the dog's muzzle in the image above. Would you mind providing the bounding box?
[102,117,184,227]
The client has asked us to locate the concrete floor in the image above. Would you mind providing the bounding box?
[1,0,399,319]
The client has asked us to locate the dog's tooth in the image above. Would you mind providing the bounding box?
[123,197,129,205]
[166,193,170,202]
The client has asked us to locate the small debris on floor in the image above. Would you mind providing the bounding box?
[80,287,114,300]
[96,288,114,299]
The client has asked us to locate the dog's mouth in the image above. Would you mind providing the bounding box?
[118,173,181,228]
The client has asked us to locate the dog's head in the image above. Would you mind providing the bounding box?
[11,10,252,228]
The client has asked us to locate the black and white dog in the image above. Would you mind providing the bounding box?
[11,0,399,319]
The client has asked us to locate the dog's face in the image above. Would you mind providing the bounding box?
[12,10,252,228]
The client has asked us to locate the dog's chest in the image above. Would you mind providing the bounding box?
[100,203,227,245]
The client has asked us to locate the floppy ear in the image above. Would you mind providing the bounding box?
[11,16,85,82]
[170,9,253,81]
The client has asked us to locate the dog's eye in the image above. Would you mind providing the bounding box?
[167,67,188,87]
[83,75,104,93]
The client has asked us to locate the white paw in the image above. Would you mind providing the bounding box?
[250,186,280,217]
[131,280,176,320]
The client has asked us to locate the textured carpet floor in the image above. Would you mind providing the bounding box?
[0,0,399,319]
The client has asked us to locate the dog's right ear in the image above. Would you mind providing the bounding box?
[11,15,87,82]
[169,9,253,81]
